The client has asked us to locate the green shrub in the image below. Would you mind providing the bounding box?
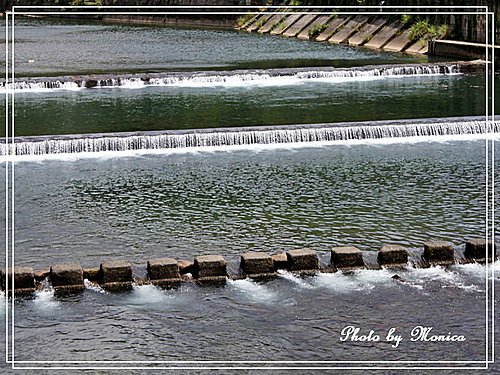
[409,20,448,41]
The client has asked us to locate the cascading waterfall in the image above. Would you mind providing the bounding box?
[0,64,460,92]
[1,118,498,157]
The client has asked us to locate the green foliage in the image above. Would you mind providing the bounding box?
[71,0,103,5]
[308,23,328,39]
[363,34,372,44]
[400,14,411,25]
[409,19,448,42]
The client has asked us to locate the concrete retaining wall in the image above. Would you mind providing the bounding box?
[1,238,496,296]
[429,40,500,69]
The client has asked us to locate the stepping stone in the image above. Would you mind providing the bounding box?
[329,15,369,44]
[193,255,227,283]
[464,238,496,262]
[272,253,288,270]
[377,245,409,267]
[50,263,84,293]
[100,260,133,291]
[348,18,388,46]
[241,252,275,277]
[286,248,319,272]
[316,16,351,41]
[364,21,405,49]
[331,246,365,270]
[423,241,455,266]
[0,266,35,295]
[147,258,181,288]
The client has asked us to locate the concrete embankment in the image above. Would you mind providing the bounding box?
[1,239,496,296]
[430,40,500,69]
[238,11,432,54]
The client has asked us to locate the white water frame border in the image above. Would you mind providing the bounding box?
[3,4,496,371]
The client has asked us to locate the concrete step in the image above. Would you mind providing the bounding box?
[315,16,351,42]
[283,14,318,37]
[258,13,287,34]
[384,28,414,52]
[270,13,302,35]
[297,14,332,40]
[329,15,369,44]
[348,17,388,46]
[405,38,429,54]
[364,21,405,49]
[247,13,273,32]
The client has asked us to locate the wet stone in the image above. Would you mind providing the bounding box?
[147,258,180,280]
[83,267,100,282]
[100,260,133,288]
[331,246,365,270]
[465,238,496,261]
[377,244,409,266]
[50,263,84,292]
[286,249,319,271]
[423,241,455,265]
[241,252,274,276]
[34,269,50,282]
[178,260,194,275]
[193,255,226,279]
[0,267,35,294]
[271,253,288,270]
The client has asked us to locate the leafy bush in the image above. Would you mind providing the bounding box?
[409,20,448,41]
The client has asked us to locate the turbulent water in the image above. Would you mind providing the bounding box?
[1,16,499,374]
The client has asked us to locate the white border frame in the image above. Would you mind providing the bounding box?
[3,4,496,371]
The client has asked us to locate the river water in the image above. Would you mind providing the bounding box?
[1,17,499,373]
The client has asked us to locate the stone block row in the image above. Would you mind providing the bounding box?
[0,239,495,295]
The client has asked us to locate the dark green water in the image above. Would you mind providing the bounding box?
[5,73,490,137]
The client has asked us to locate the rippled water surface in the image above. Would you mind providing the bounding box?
[4,139,497,268]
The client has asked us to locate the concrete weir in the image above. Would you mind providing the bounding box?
[0,238,496,296]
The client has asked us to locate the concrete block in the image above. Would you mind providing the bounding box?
[329,15,369,44]
[423,241,455,265]
[193,255,227,282]
[270,14,302,35]
[377,245,409,267]
[297,15,332,40]
[100,260,133,291]
[178,260,194,275]
[147,258,181,288]
[383,28,414,52]
[283,14,318,37]
[241,252,274,277]
[259,14,286,34]
[364,21,404,49]
[147,258,180,280]
[272,253,288,270]
[405,39,428,54]
[34,269,50,282]
[286,249,319,271]
[465,238,496,261]
[0,266,35,295]
[316,16,351,42]
[83,267,100,282]
[331,246,365,270]
[50,263,84,293]
[247,14,273,32]
[348,18,388,46]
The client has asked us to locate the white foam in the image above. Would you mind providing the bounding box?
[32,287,60,311]
[404,265,484,292]
[4,131,498,164]
[84,279,108,294]
[277,270,314,289]
[126,284,174,306]
[227,278,277,303]
[312,268,394,294]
